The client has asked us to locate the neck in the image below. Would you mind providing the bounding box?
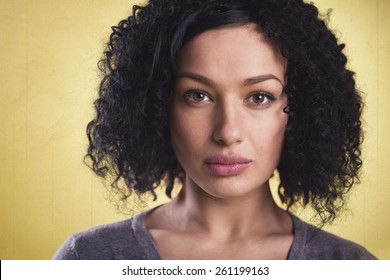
[166,177,288,240]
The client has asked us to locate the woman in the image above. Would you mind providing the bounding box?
[54,0,376,259]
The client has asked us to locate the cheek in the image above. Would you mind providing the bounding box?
[170,105,210,161]
[251,111,288,157]
[269,101,288,137]
[268,115,288,159]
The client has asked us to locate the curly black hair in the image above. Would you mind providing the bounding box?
[85,0,363,224]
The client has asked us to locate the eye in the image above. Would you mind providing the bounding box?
[248,92,275,106]
[184,89,212,103]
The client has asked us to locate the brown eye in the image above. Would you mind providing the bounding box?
[250,92,275,105]
[252,94,266,104]
[184,89,211,103]
[193,91,207,101]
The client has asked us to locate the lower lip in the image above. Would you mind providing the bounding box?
[205,163,251,176]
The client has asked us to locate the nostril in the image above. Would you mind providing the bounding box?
[212,127,244,146]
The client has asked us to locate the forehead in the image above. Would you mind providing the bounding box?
[177,24,286,82]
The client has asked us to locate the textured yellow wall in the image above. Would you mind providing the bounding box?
[0,0,389,259]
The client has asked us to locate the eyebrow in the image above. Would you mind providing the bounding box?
[176,72,284,87]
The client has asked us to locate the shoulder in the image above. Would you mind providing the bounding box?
[289,215,377,260]
[52,211,159,260]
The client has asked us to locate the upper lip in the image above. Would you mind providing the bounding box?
[204,154,252,165]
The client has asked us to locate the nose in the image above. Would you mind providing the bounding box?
[212,101,244,146]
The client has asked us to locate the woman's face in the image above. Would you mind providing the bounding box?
[170,24,288,199]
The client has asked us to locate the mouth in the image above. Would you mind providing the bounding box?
[204,154,252,176]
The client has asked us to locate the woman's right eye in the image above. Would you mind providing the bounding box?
[183,89,211,103]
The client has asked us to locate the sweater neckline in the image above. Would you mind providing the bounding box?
[132,206,306,260]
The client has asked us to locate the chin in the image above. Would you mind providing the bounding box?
[194,177,267,200]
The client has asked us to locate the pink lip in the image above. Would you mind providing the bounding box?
[204,155,252,176]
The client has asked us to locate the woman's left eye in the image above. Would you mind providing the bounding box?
[248,92,275,106]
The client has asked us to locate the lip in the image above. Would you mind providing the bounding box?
[204,155,252,176]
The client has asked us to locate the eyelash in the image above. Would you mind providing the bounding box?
[183,89,211,103]
[247,91,276,106]
[183,89,276,107]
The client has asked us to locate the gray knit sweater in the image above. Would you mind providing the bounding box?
[53,209,377,260]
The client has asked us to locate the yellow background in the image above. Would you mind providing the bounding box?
[0,0,389,259]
